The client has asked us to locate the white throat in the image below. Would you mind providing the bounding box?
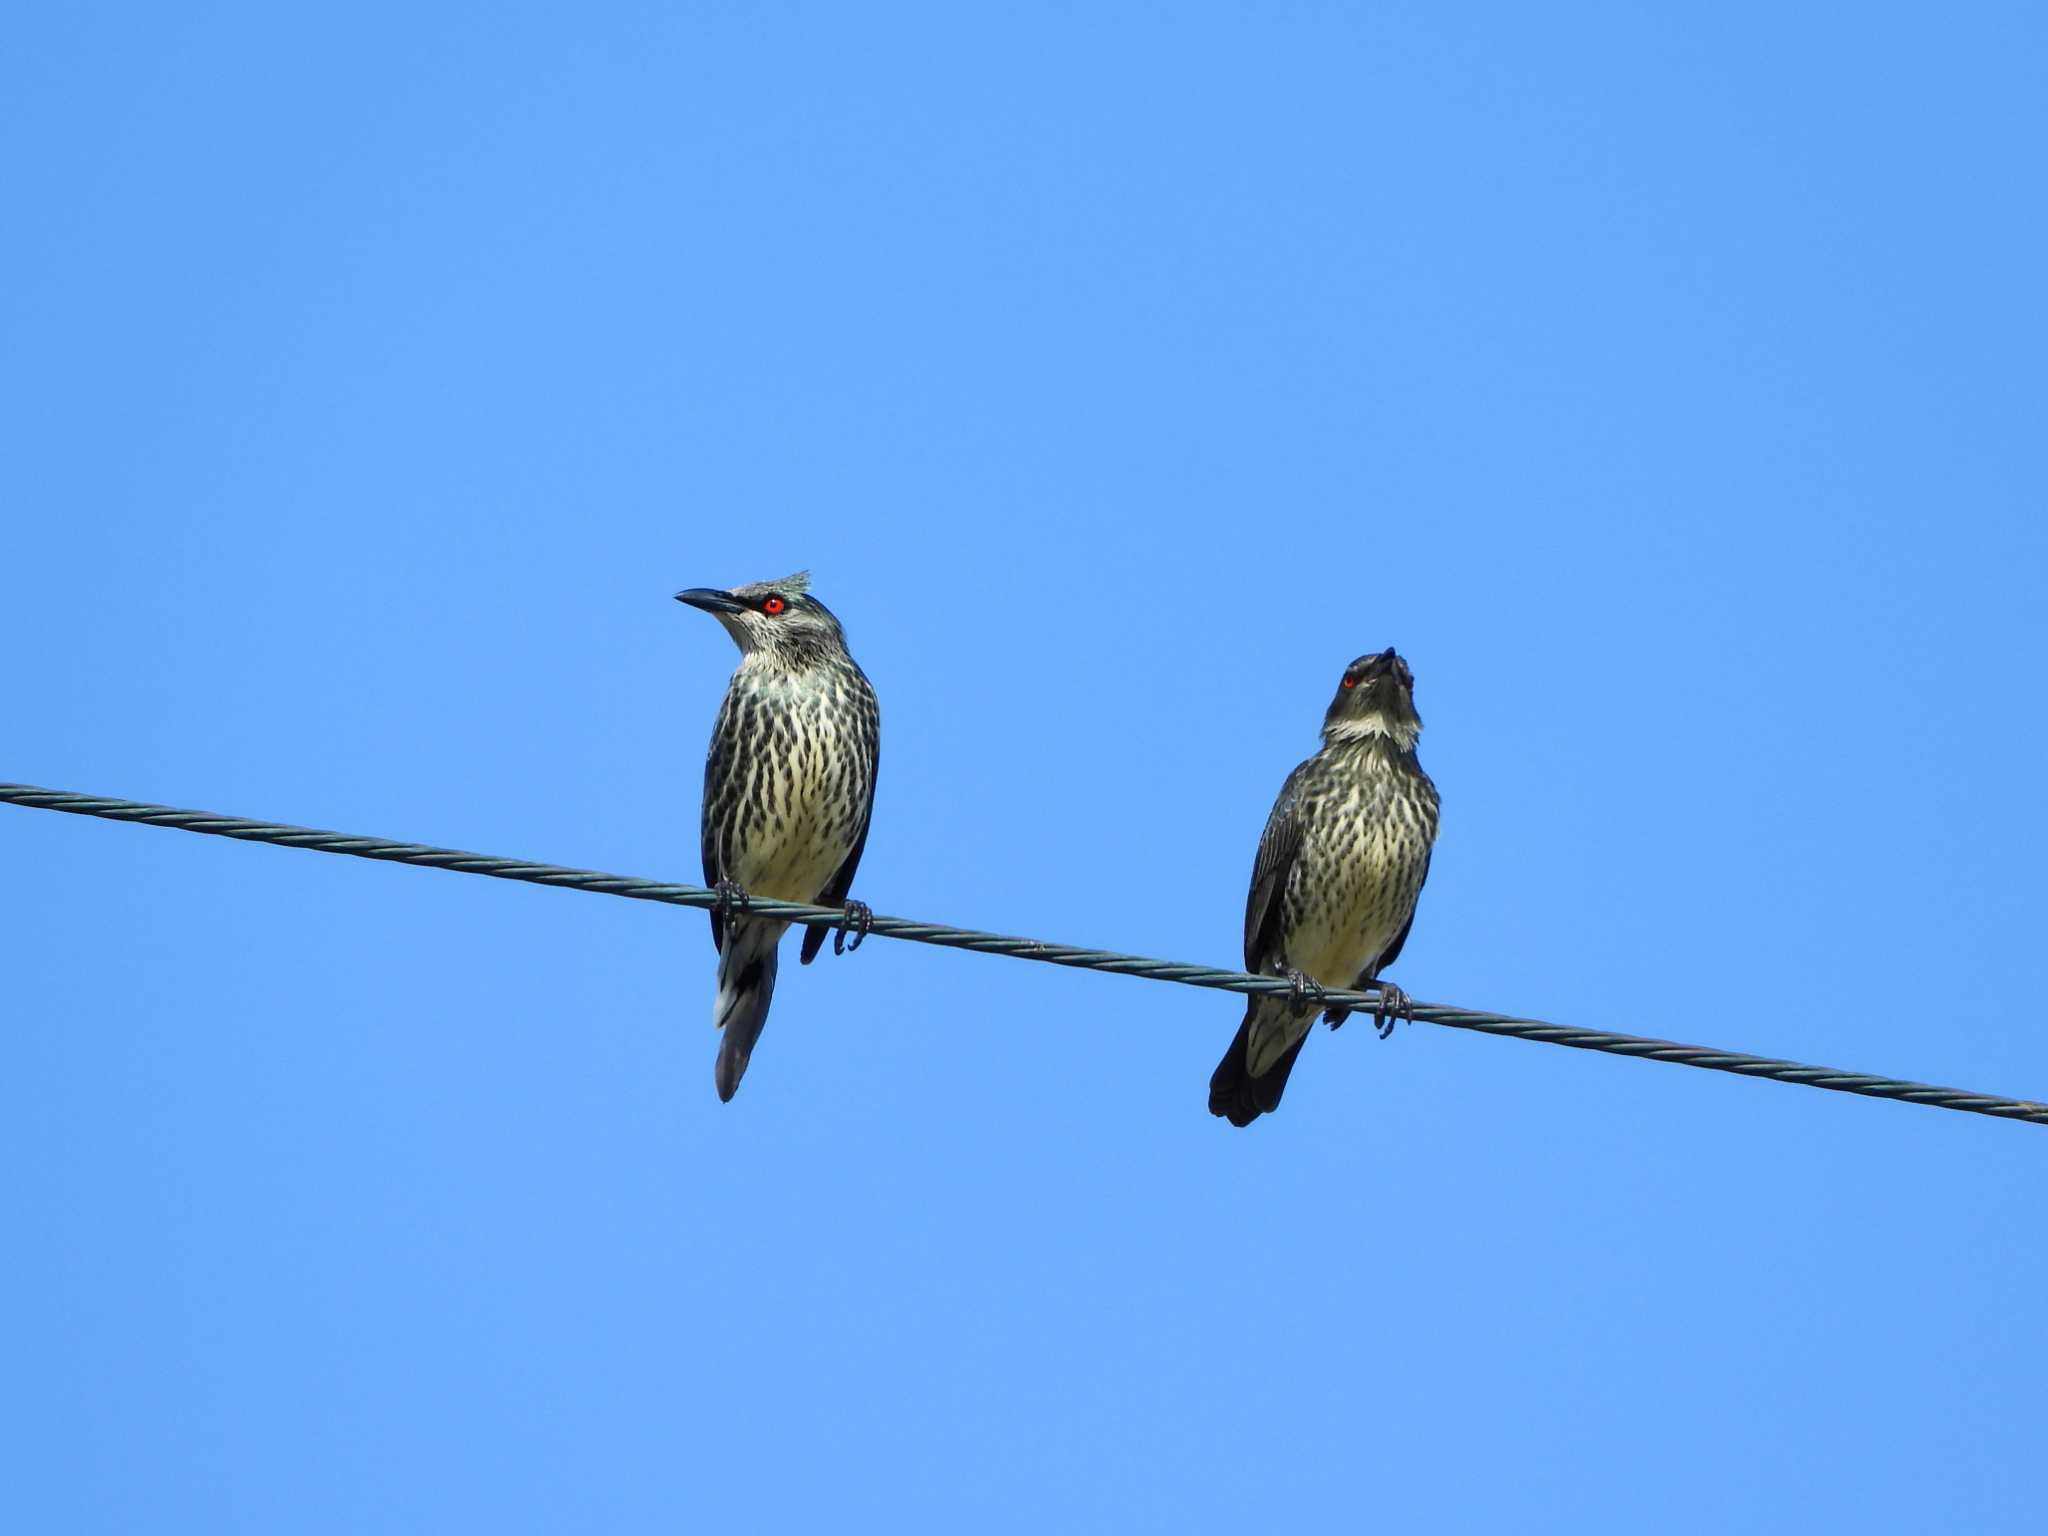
[1325,711,1420,750]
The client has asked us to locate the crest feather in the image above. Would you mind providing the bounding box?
[728,570,814,601]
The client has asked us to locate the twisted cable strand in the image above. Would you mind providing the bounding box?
[5,781,2043,1127]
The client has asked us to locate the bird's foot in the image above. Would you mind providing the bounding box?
[1323,1004,1351,1031]
[711,878,751,923]
[1283,968,1328,1017]
[833,899,874,956]
[1370,981,1413,1040]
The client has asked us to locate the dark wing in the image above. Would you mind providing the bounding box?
[702,817,724,954]
[1243,760,1311,972]
[701,690,743,954]
[1372,846,1431,976]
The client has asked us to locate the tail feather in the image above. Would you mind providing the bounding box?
[713,920,784,1102]
[1208,1000,1311,1127]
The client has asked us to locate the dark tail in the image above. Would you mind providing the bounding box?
[712,920,785,1102]
[1208,999,1310,1128]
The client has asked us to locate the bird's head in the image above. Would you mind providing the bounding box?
[1322,648,1422,747]
[673,571,848,662]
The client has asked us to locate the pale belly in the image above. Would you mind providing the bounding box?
[724,748,858,902]
[736,835,842,902]
[1284,838,1416,987]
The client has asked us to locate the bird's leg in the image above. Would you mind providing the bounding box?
[711,878,751,924]
[833,899,874,956]
[1326,967,1373,1031]
[1369,980,1413,1040]
[1282,967,1328,1017]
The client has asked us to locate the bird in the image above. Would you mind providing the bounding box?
[674,572,881,1101]
[1209,648,1440,1127]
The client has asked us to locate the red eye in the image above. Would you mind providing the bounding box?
[1341,675,1357,689]
[762,595,786,615]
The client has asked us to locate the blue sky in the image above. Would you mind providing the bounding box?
[4,5,2045,1530]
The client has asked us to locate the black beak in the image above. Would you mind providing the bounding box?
[675,587,743,615]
